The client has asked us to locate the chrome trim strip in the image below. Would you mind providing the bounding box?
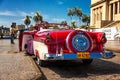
[44,51,114,60]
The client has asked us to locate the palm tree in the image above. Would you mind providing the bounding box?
[67,9,73,23]
[82,14,90,26]
[61,21,67,25]
[77,9,82,25]
[86,16,90,26]
[73,6,78,16]
[24,15,32,29]
[61,21,69,29]
[72,7,78,25]
[82,14,87,25]
[33,11,43,24]
[71,21,76,29]
[73,6,82,26]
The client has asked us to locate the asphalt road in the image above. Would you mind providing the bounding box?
[35,40,120,80]
[0,39,120,80]
[37,52,120,80]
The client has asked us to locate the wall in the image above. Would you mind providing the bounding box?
[91,0,101,4]
[92,27,120,40]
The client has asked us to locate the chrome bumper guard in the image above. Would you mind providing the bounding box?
[44,51,115,60]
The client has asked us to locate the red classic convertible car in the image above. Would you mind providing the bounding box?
[19,22,114,66]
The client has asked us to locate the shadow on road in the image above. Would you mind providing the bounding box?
[45,59,120,78]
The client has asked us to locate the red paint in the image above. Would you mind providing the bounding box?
[19,22,107,55]
[19,30,37,51]
[19,31,23,51]
[66,30,93,52]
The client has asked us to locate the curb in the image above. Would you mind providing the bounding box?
[28,55,42,80]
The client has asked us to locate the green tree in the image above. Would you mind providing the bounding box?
[77,9,82,25]
[53,26,60,29]
[61,21,69,29]
[67,9,74,23]
[72,6,78,26]
[71,21,76,29]
[71,6,82,27]
[86,16,90,26]
[24,15,32,29]
[33,11,43,24]
[82,14,90,26]
[73,6,78,16]
[61,21,67,25]
[80,25,87,29]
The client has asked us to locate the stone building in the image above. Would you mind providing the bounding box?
[11,22,25,31]
[90,0,120,28]
[16,24,25,30]
[0,26,10,36]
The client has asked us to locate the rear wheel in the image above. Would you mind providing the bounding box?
[82,59,93,65]
[24,44,27,50]
[24,44,29,54]
[37,57,47,67]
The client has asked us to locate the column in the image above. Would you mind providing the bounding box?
[96,8,99,21]
[93,10,95,25]
[100,7,102,20]
[94,9,96,24]
[118,0,120,13]
[109,4,111,20]
[118,1,119,13]
[113,3,115,20]
[98,8,101,21]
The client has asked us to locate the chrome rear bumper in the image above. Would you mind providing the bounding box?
[44,51,115,60]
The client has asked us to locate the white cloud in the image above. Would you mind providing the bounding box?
[0,10,33,17]
[0,10,51,27]
[0,19,11,27]
[43,14,49,20]
[18,11,29,16]
[0,11,16,16]
[0,10,50,20]
[52,18,66,23]
[30,12,34,15]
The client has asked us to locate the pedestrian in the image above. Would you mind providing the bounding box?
[10,25,15,44]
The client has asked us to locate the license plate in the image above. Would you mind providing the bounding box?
[77,52,90,59]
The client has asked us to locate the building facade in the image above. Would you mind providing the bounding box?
[0,26,10,36]
[90,0,120,28]
[16,24,25,30]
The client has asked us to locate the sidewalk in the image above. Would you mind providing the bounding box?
[105,40,120,53]
[0,39,41,80]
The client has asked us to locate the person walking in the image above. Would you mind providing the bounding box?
[10,25,15,44]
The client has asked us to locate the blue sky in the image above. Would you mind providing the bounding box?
[0,0,91,27]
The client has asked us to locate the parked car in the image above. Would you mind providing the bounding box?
[19,22,115,67]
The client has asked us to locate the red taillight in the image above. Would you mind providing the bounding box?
[97,33,107,44]
[102,38,107,43]
[46,33,51,39]
[102,33,107,44]
[45,33,52,44]
[45,39,51,44]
